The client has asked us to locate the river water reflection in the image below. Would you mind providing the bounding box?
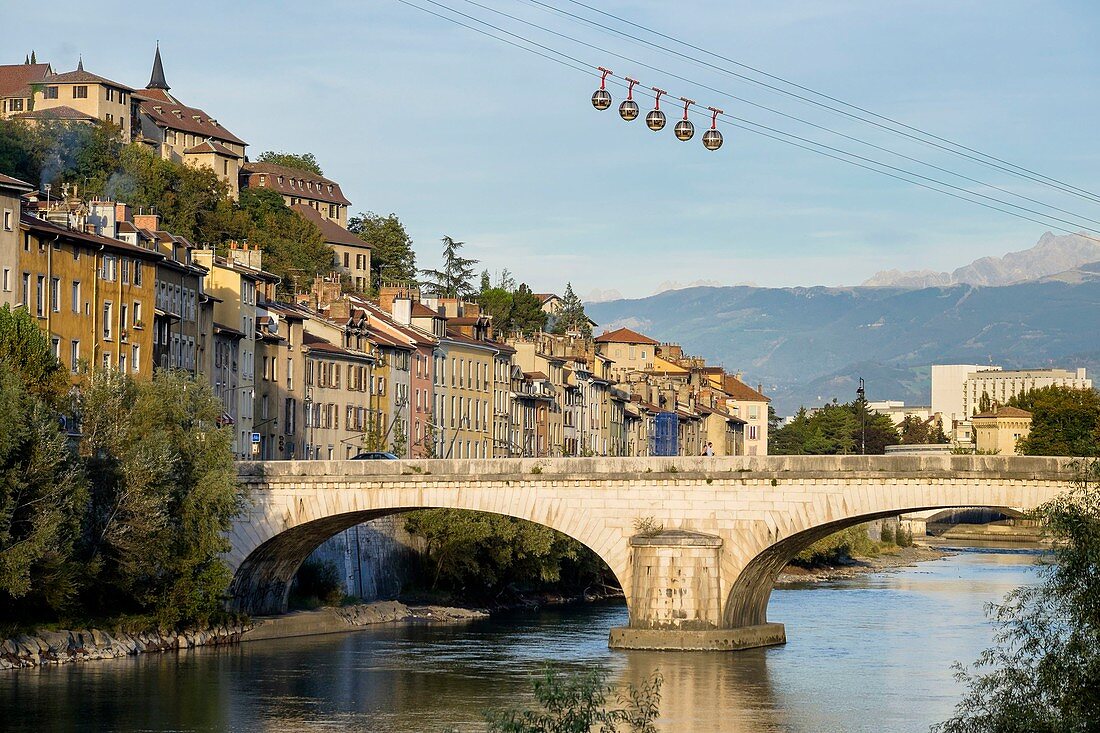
[2,549,1040,732]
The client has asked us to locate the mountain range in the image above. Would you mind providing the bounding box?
[586,233,1100,415]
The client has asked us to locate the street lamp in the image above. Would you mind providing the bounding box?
[856,377,866,455]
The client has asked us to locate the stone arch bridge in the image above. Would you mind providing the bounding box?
[230,455,1073,651]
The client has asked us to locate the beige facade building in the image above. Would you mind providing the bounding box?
[972,405,1032,455]
[964,368,1091,418]
[12,60,135,139]
[0,174,34,309]
[239,162,351,226]
[0,61,52,119]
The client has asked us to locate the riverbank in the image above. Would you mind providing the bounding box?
[774,544,953,585]
[244,600,488,642]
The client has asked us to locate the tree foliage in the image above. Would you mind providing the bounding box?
[550,283,592,338]
[484,667,662,733]
[403,510,610,599]
[348,211,418,288]
[933,459,1100,733]
[238,187,331,294]
[898,414,949,445]
[0,305,68,406]
[421,236,478,299]
[78,369,242,626]
[0,363,86,622]
[509,284,549,336]
[255,150,324,176]
[770,400,899,455]
[1008,386,1100,457]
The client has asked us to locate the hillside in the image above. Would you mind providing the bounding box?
[586,277,1100,415]
[862,232,1100,288]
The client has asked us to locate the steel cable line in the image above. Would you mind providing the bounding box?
[431,0,1100,233]
[552,0,1100,207]
[474,0,1100,228]
[394,0,1100,244]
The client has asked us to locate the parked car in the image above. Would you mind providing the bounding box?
[350,451,400,460]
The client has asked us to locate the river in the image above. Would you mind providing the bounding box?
[1,548,1041,733]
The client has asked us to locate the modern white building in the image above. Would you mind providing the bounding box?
[964,368,1092,418]
[931,364,1001,431]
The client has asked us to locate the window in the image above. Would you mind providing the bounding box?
[102,255,117,281]
[50,277,60,312]
[121,258,130,284]
[73,85,88,99]
[748,425,759,440]
[118,352,126,373]
[45,86,58,99]
[8,99,23,112]
[70,340,80,373]
[51,337,60,360]
[132,344,140,373]
[71,281,80,312]
[120,304,128,335]
[3,209,11,231]
[343,252,350,268]
[21,273,29,306]
[35,275,44,317]
[103,302,113,339]
[133,301,141,327]
[106,88,114,102]
[2,268,9,292]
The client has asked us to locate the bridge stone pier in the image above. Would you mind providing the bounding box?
[229,455,1073,651]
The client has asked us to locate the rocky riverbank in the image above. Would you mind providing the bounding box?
[0,623,251,671]
[774,545,953,585]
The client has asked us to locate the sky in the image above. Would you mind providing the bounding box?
[6,0,1100,299]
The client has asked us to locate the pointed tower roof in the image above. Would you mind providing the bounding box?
[147,43,169,91]
[76,56,83,72]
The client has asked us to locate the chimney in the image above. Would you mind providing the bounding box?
[115,201,131,223]
[134,213,159,232]
[392,297,412,326]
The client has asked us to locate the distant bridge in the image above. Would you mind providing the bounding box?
[229,455,1072,650]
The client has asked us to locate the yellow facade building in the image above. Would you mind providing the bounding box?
[972,405,1032,455]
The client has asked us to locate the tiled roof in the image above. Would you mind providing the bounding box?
[137,87,246,146]
[973,406,1032,419]
[240,162,351,206]
[47,67,133,91]
[722,375,770,403]
[0,63,51,98]
[303,332,365,359]
[0,172,34,192]
[594,326,659,345]
[697,404,747,424]
[523,371,549,380]
[290,203,367,248]
[12,105,97,122]
[213,322,246,339]
[183,139,242,158]
[411,302,441,317]
[20,212,163,259]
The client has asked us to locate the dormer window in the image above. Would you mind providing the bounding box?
[259,175,266,185]
[327,184,333,193]
[277,176,283,185]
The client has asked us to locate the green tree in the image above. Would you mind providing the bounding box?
[255,150,324,176]
[976,391,992,415]
[0,363,86,626]
[403,510,605,598]
[508,284,549,335]
[550,283,592,338]
[770,400,899,455]
[78,370,241,626]
[1009,386,1100,457]
[238,187,331,295]
[484,667,662,733]
[479,287,515,337]
[0,305,68,405]
[933,459,1100,733]
[348,211,418,287]
[421,236,478,298]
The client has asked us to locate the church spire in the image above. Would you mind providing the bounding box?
[147,42,169,91]
[77,55,83,72]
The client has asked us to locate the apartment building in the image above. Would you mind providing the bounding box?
[0,174,34,309]
[14,60,135,139]
[964,368,1092,417]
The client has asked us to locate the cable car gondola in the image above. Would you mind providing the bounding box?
[675,97,695,141]
[619,77,639,121]
[646,87,666,131]
[591,66,613,110]
[703,107,724,151]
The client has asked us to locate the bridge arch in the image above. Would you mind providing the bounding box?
[723,499,1032,629]
[226,486,633,616]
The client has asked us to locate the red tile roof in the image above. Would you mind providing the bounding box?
[20,212,162,259]
[411,302,441,317]
[290,203,367,248]
[0,172,34,192]
[47,67,133,91]
[183,139,242,158]
[240,162,351,206]
[973,406,1032,419]
[722,375,770,403]
[12,105,97,122]
[594,327,659,345]
[137,87,246,146]
[0,63,52,98]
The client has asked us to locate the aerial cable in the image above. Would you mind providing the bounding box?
[457,0,1100,223]
[394,0,1100,244]
[413,0,1100,233]
[539,0,1100,207]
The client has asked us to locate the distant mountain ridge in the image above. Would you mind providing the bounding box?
[587,265,1100,415]
[863,232,1100,287]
